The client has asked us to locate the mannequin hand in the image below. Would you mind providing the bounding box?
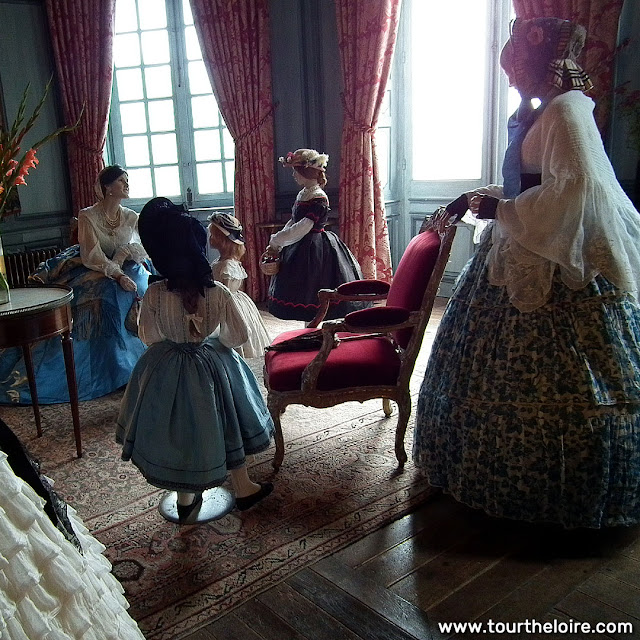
[118,274,137,292]
[263,246,279,260]
[469,194,499,219]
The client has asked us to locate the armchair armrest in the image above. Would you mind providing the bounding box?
[344,306,409,328]
[300,310,421,391]
[308,279,391,328]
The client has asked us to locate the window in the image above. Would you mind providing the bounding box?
[393,0,515,204]
[108,0,234,207]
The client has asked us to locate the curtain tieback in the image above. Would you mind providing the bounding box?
[73,141,104,157]
[235,103,277,143]
[341,94,375,134]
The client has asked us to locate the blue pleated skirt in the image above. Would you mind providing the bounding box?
[413,230,640,528]
[116,336,274,492]
[0,252,148,404]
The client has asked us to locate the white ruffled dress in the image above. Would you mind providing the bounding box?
[212,258,271,358]
[0,451,144,639]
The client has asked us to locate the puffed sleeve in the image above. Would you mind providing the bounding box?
[138,285,164,346]
[78,209,124,279]
[216,287,249,349]
[268,217,313,250]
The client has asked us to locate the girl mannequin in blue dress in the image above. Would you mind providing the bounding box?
[116,198,274,523]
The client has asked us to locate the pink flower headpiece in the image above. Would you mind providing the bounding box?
[278,148,328,172]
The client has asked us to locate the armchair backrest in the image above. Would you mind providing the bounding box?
[386,224,455,349]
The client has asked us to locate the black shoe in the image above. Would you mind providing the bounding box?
[177,493,203,522]
[235,482,274,511]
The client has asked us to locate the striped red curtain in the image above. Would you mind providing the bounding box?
[189,0,276,301]
[512,0,625,133]
[335,0,402,283]
[45,0,115,213]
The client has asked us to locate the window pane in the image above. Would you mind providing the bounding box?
[194,130,221,161]
[191,95,219,128]
[138,0,167,30]
[116,68,144,101]
[188,60,212,95]
[124,135,150,166]
[185,26,202,61]
[197,162,224,194]
[222,128,234,159]
[114,33,141,67]
[141,30,170,65]
[154,166,181,196]
[225,161,235,191]
[148,99,175,132]
[412,0,487,180]
[120,102,147,134]
[379,90,391,127]
[144,65,173,98]
[115,0,138,32]
[127,167,154,199]
[151,132,178,164]
[182,0,194,25]
[376,128,390,190]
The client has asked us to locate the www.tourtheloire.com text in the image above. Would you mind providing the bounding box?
[437,619,634,635]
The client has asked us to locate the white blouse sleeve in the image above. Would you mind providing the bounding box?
[488,91,640,311]
[138,286,164,346]
[78,210,124,279]
[268,217,314,250]
[215,287,249,349]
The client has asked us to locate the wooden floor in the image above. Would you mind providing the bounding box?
[185,493,640,640]
[184,300,640,640]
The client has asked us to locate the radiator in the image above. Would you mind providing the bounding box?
[5,247,60,288]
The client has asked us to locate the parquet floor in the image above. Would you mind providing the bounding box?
[184,300,640,640]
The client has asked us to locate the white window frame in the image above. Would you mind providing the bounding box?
[390,0,514,212]
[106,0,234,210]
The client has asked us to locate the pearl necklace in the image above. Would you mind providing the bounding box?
[102,203,122,231]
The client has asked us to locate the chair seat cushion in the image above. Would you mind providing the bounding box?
[265,328,401,392]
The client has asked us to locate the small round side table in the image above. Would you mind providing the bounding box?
[0,285,82,457]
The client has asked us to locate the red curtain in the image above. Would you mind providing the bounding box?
[512,0,625,133]
[335,0,401,283]
[190,0,275,301]
[45,0,116,214]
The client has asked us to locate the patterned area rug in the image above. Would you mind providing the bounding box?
[0,306,443,639]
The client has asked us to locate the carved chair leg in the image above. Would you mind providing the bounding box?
[268,398,285,472]
[394,393,411,466]
[382,397,393,418]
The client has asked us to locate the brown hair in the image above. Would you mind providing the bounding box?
[209,223,246,261]
[294,165,327,188]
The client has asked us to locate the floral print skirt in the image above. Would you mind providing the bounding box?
[413,232,640,528]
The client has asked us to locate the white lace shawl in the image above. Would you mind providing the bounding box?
[138,280,248,348]
[78,203,148,279]
[486,90,640,312]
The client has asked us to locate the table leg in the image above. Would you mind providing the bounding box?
[22,344,42,437]
[60,330,82,458]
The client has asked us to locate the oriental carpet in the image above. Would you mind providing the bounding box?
[0,305,443,639]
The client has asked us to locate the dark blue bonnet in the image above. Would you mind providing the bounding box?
[138,197,214,295]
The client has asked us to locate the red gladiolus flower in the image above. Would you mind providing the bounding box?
[5,159,17,177]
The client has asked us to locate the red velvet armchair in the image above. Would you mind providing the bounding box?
[263,210,457,471]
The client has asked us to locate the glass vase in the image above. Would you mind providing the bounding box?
[0,235,10,304]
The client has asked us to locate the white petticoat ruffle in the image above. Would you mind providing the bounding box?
[0,452,144,640]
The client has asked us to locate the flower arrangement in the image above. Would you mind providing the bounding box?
[0,78,78,221]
